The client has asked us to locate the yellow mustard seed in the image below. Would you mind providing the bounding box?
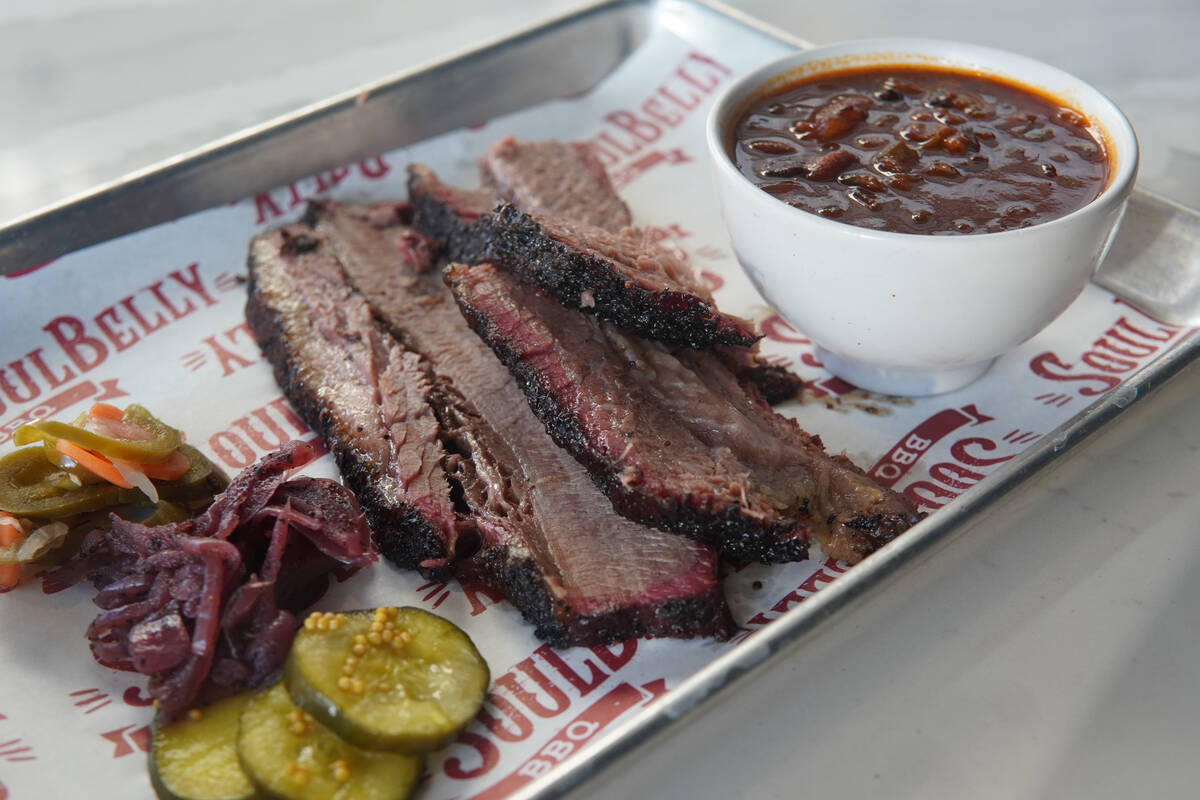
[377,682,392,693]
[386,606,399,618]
[382,629,394,642]
[187,708,203,721]
[351,643,366,656]
[331,759,351,783]
[369,620,384,633]
[338,676,353,690]
[367,632,383,646]
[351,679,364,694]
[354,634,367,645]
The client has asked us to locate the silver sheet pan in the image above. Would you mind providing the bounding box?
[3,2,1199,799]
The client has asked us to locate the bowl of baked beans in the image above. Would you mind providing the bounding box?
[706,39,1137,395]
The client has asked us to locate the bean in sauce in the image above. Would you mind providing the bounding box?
[731,66,1110,234]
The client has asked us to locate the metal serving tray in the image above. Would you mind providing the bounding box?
[3,2,1200,799]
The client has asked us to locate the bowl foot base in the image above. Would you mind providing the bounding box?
[815,348,996,396]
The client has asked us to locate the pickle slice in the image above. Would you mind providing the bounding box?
[237,683,420,800]
[150,692,260,800]
[285,608,489,754]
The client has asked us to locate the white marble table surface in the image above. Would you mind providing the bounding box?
[4,1,1198,798]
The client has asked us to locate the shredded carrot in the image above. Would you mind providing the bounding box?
[56,439,133,489]
[0,514,24,591]
[138,449,190,481]
[88,403,125,421]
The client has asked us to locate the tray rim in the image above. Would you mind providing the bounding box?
[3,1,1200,798]
[0,0,659,274]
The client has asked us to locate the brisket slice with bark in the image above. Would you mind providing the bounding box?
[247,226,457,573]
[247,206,732,646]
[479,137,633,233]
[407,163,495,266]
[447,262,924,564]
[408,158,760,350]
[474,204,761,349]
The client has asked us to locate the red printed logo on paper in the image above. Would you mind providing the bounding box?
[4,259,57,279]
[442,640,637,782]
[180,321,261,378]
[760,313,809,345]
[417,581,453,610]
[123,686,155,707]
[868,404,993,488]
[101,724,150,759]
[208,397,324,470]
[903,434,1023,511]
[610,148,691,187]
[252,158,393,225]
[466,680,667,799]
[1030,299,1187,397]
[585,51,732,181]
[0,737,35,763]
[0,263,218,423]
[0,378,127,446]
[415,579,504,617]
[69,688,114,715]
[738,557,849,639]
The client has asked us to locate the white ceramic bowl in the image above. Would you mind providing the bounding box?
[706,39,1138,395]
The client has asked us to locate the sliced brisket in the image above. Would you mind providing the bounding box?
[479,137,633,233]
[247,204,732,646]
[447,262,923,564]
[407,163,495,265]
[472,204,761,349]
[408,157,761,350]
[247,226,455,573]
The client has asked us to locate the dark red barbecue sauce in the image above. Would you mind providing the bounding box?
[731,66,1111,235]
